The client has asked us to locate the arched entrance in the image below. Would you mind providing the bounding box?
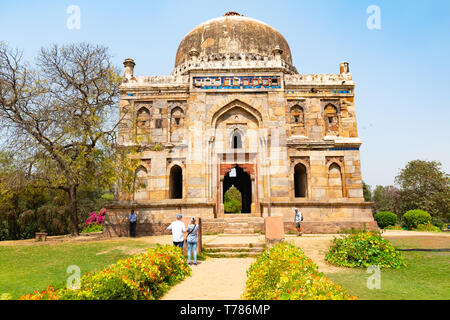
[294,163,307,198]
[223,165,252,214]
[169,165,183,199]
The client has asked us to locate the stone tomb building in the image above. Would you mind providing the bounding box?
[104,12,377,236]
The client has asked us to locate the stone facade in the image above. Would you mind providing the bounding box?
[105,13,377,236]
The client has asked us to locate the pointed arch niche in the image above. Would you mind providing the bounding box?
[290,157,311,199]
[326,156,346,199]
[133,165,149,201]
[324,104,340,136]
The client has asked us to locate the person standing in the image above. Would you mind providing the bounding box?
[186,217,199,265]
[167,214,186,249]
[129,209,137,238]
[294,208,303,236]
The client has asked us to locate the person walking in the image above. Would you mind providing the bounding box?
[167,213,186,249]
[186,217,199,266]
[294,208,303,236]
[129,209,137,238]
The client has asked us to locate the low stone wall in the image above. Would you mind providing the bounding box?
[103,201,215,237]
[284,221,379,234]
[103,201,377,237]
[103,222,172,238]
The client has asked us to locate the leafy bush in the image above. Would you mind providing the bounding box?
[224,187,242,213]
[325,232,406,269]
[85,209,106,226]
[81,209,106,233]
[413,223,442,233]
[20,245,191,300]
[374,211,398,229]
[242,242,355,300]
[81,223,103,233]
[431,218,444,229]
[384,225,403,230]
[402,210,432,230]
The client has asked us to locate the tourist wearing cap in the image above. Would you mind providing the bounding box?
[167,213,186,249]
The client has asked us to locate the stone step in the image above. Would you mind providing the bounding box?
[227,222,249,227]
[223,228,254,234]
[204,247,264,253]
[205,251,262,258]
[217,233,260,237]
[204,243,264,249]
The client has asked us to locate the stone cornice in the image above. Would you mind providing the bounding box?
[285,73,354,86]
[172,53,298,76]
[286,138,362,149]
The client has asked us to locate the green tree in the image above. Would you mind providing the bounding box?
[372,185,401,215]
[0,43,135,235]
[395,160,450,220]
[224,186,242,214]
[362,181,372,202]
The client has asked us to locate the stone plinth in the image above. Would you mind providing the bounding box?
[264,216,285,248]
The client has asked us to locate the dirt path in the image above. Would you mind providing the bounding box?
[161,258,255,300]
[285,235,349,274]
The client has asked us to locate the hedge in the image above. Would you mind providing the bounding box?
[402,210,432,230]
[374,211,398,229]
[20,245,191,300]
[242,242,356,300]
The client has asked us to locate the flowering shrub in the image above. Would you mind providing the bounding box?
[20,285,61,300]
[325,232,406,269]
[413,223,442,233]
[242,242,356,300]
[82,209,106,233]
[81,223,103,233]
[402,210,431,230]
[85,208,106,226]
[374,211,398,229]
[20,245,191,300]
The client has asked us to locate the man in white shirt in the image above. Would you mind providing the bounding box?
[167,214,186,249]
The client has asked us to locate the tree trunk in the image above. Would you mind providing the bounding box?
[68,185,79,236]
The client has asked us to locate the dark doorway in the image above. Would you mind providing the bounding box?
[294,163,307,198]
[223,165,252,213]
[169,165,183,199]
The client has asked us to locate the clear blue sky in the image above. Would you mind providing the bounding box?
[1,0,449,188]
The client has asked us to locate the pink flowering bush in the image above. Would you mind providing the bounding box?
[81,208,107,233]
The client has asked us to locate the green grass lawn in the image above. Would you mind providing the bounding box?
[0,239,154,299]
[325,237,450,300]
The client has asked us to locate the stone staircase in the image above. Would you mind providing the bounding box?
[223,219,255,235]
[203,242,264,258]
[203,217,265,257]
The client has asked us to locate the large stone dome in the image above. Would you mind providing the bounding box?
[175,12,293,68]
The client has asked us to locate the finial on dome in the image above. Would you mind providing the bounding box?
[224,11,243,16]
